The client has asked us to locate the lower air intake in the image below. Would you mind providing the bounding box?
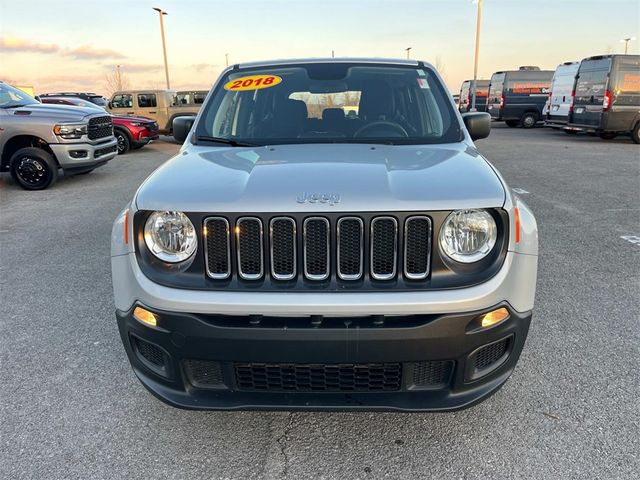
[475,337,509,370]
[184,359,225,388]
[412,360,453,388]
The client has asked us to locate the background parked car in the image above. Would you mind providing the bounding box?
[40,92,108,108]
[544,61,580,131]
[40,96,159,154]
[568,54,640,142]
[107,90,201,134]
[487,67,554,128]
[458,79,490,113]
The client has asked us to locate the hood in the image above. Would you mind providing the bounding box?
[10,103,102,122]
[135,143,505,212]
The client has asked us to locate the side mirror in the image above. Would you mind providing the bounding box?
[462,112,491,140]
[34,95,42,103]
[173,116,196,143]
[108,101,113,109]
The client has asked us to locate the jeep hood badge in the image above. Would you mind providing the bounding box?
[297,192,341,206]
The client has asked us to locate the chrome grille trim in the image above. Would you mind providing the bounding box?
[303,217,330,281]
[269,217,297,281]
[337,217,364,280]
[404,216,432,280]
[236,217,264,280]
[370,216,398,280]
[204,217,231,279]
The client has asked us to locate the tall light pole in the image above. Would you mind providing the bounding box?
[620,36,636,54]
[405,47,412,59]
[153,7,170,89]
[470,0,483,112]
[225,53,229,67]
[116,64,122,90]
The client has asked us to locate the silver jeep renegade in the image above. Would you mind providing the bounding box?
[111,58,538,411]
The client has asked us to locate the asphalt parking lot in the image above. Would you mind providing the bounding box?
[1,126,638,479]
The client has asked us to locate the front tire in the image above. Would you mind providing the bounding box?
[115,129,131,154]
[632,123,640,144]
[9,147,58,190]
[520,112,539,129]
[505,120,519,128]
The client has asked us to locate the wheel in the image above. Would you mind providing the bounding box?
[9,147,58,190]
[598,132,616,140]
[520,112,539,129]
[115,129,131,154]
[632,123,640,144]
[505,120,519,128]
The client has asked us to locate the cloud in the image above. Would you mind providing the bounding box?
[0,36,59,54]
[120,63,164,73]
[65,45,126,60]
[192,63,220,72]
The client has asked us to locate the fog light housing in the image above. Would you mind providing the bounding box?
[480,307,510,328]
[133,306,158,327]
[69,150,88,158]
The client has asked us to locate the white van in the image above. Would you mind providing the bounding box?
[544,61,580,129]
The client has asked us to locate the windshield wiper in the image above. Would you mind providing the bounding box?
[195,135,260,147]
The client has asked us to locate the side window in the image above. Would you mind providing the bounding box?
[175,93,189,105]
[194,92,206,104]
[137,94,157,108]
[112,94,133,108]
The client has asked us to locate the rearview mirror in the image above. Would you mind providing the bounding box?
[462,112,491,140]
[173,116,196,143]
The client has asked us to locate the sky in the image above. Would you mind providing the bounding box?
[1,0,639,96]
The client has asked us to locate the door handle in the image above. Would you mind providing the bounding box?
[149,111,157,114]
[127,112,134,114]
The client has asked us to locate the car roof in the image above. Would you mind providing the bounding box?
[235,57,424,69]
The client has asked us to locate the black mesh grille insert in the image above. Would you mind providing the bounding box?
[475,338,509,370]
[338,217,363,279]
[205,217,230,279]
[237,218,263,279]
[132,337,165,368]
[87,115,113,140]
[184,359,224,388]
[304,218,329,279]
[235,362,402,392]
[404,216,432,279]
[412,360,453,387]
[271,218,296,280]
[371,217,397,279]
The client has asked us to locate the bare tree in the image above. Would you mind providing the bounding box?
[434,55,447,80]
[104,67,130,96]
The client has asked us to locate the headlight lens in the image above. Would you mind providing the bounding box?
[439,209,497,263]
[53,123,88,139]
[144,211,197,263]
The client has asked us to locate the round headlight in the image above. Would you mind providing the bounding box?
[439,209,497,263]
[144,211,197,263]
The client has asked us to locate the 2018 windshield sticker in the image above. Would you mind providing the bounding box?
[224,75,282,91]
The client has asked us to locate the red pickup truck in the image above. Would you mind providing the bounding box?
[40,96,159,154]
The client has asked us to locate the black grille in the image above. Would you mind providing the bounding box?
[371,217,398,280]
[237,218,263,279]
[235,362,402,392]
[132,336,167,375]
[304,218,329,280]
[412,360,453,388]
[270,218,296,280]
[475,338,509,370]
[87,115,113,140]
[337,217,363,279]
[184,359,224,388]
[404,216,432,279]
[205,217,231,279]
[95,144,116,158]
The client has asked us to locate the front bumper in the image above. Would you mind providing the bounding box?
[50,137,118,169]
[117,304,532,411]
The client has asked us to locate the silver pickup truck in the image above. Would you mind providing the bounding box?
[112,58,538,412]
[0,82,117,190]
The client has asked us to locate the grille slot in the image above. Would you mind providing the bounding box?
[475,337,509,370]
[412,360,453,388]
[234,362,402,392]
[303,217,330,280]
[370,217,398,280]
[236,217,264,280]
[205,217,231,279]
[87,115,113,140]
[270,217,296,280]
[337,217,364,280]
[404,216,432,280]
[184,359,224,388]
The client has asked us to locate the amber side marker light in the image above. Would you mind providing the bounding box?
[133,307,158,327]
[480,307,510,328]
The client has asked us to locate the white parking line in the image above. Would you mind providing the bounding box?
[513,188,530,195]
[620,235,640,246]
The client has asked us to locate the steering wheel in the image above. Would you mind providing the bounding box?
[354,121,409,138]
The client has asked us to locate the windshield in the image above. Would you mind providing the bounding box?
[0,83,39,108]
[196,63,460,145]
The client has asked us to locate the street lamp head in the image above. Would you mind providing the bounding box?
[153,7,167,14]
